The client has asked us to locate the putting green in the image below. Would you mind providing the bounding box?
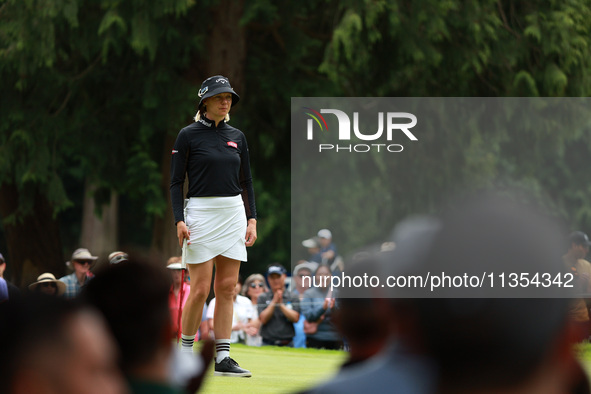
[197,344,347,393]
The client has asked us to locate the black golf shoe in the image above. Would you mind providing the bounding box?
[214,357,252,377]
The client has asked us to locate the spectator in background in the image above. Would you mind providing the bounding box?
[302,238,321,269]
[167,256,191,340]
[310,229,344,274]
[109,251,129,265]
[82,260,213,394]
[207,275,258,344]
[0,277,7,302]
[315,229,337,264]
[0,294,127,394]
[28,273,66,297]
[0,252,20,299]
[292,261,316,348]
[178,265,209,339]
[59,248,97,299]
[292,261,315,297]
[301,264,341,350]
[241,273,267,346]
[563,231,591,341]
[258,264,300,347]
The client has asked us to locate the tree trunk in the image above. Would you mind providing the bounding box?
[79,181,119,267]
[151,133,183,261]
[205,0,247,93]
[0,184,63,288]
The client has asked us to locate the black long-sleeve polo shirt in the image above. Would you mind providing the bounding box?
[170,117,257,224]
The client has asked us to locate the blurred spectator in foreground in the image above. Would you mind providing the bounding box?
[563,231,591,341]
[167,256,191,340]
[82,260,213,394]
[301,264,341,350]
[60,247,97,299]
[29,272,66,297]
[0,252,20,299]
[0,294,128,394]
[307,193,589,394]
[258,264,300,347]
[241,273,267,346]
[292,261,316,348]
[332,255,390,369]
[109,251,129,265]
[207,275,258,344]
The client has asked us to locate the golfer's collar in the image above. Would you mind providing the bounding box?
[197,117,227,129]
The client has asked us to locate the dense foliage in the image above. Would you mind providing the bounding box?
[2,0,591,284]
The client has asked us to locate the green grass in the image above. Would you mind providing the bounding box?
[196,344,347,393]
[577,343,591,376]
[195,342,591,393]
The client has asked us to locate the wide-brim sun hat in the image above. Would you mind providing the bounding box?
[28,273,66,296]
[66,247,98,269]
[198,75,240,109]
[293,261,318,277]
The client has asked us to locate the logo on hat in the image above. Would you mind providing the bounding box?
[197,75,240,109]
[267,265,287,276]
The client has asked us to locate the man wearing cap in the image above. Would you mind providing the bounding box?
[563,231,591,340]
[59,248,97,299]
[309,230,337,264]
[257,264,300,346]
[0,253,20,299]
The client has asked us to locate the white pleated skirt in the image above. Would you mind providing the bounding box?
[184,195,247,264]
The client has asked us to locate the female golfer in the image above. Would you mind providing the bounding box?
[170,75,257,377]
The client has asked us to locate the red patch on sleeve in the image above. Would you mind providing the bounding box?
[227,141,238,149]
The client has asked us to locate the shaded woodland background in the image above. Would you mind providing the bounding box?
[3,0,591,286]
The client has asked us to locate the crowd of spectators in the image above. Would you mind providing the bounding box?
[0,227,346,355]
[4,209,590,393]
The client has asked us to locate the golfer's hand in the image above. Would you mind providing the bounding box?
[176,221,190,247]
[245,219,257,247]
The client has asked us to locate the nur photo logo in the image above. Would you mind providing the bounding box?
[303,107,418,153]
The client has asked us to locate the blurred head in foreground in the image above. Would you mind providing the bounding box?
[0,294,127,394]
[82,260,172,375]
[82,259,212,392]
[383,192,583,393]
[311,192,587,394]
